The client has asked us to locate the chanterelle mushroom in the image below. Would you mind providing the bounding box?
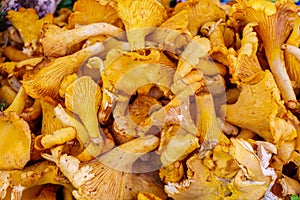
[43,135,167,200]
[65,76,103,157]
[220,70,297,143]
[6,7,54,56]
[22,42,104,99]
[229,0,299,109]
[0,160,73,200]
[116,0,168,50]
[0,112,31,170]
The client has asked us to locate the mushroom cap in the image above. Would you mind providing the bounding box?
[116,0,167,50]
[68,0,122,29]
[230,0,298,53]
[22,42,104,99]
[220,70,297,143]
[172,0,226,36]
[6,7,53,56]
[45,136,166,199]
[0,112,31,170]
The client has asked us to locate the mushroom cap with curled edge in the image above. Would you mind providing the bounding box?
[0,112,31,170]
[43,135,167,200]
[6,7,53,56]
[22,42,104,100]
[68,0,122,29]
[172,0,226,36]
[220,70,298,143]
[116,0,168,50]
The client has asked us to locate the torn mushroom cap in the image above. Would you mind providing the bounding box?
[40,22,123,58]
[172,0,226,36]
[230,0,299,108]
[65,76,103,157]
[0,161,74,199]
[22,42,104,100]
[6,7,54,56]
[228,138,276,200]
[0,112,31,170]
[228,22,263,85]
[164,154,227,199]
[68,0,122,29]
[116,0,167,50]
[44,136,166,199]
[220,70,297,143]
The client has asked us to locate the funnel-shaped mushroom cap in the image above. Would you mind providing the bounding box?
[65,76,103,156]
[230,0,299,108]
[220,70,297,143]
[40,100,64,136]
[22,42,104,99]
[6,7,53,56]
[44,136,167,199]
[116,0,168,50]
[68,0,122,28]
[0,112,31,170]
[172,0,226,36]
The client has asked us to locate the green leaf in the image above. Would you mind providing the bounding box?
[291,194,300,200]
[57,0,76,10]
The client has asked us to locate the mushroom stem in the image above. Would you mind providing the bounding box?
[267,49,297,109]
[282,44,300,62]
[41,23,123,57]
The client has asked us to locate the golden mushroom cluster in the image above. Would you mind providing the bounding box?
[0,0,300,199]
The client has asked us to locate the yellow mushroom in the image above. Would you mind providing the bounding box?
[220,70,297,143]
[172,0,226,36]
[0,112,31,170]
[43,136,167,200]
[6,7,54,56]
[116,0,168,50]
[282,16,300,93]
[68,0,122,29]
[3,86,27,116]
[227,22,263,85]
[230,0,299,109]
[148,9,192,55]
[22,42,104,99]
[0,161,74,199]
[40,22,123,58]
[65,76,103,157]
